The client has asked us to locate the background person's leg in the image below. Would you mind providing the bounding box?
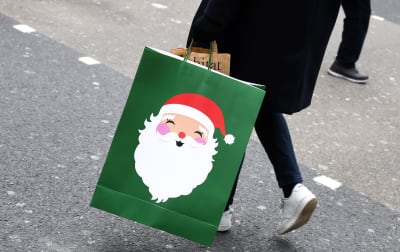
[336,0,371,67]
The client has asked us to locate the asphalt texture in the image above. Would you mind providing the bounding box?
[1,1,399,251]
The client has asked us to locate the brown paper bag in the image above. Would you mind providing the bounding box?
[170,41,231,75]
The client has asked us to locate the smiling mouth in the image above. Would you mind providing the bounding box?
[176,141,184,147]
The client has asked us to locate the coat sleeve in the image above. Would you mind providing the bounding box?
[203,0,241,26]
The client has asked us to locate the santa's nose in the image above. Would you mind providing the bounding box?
[178,132,186,139]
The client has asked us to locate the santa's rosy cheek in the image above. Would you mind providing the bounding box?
[156,123,170,135]
[194,137,206,145]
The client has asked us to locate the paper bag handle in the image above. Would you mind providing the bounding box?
[184,40,217,71]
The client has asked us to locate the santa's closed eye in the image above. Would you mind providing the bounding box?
[194,130,204,137]
[165,119,175,124]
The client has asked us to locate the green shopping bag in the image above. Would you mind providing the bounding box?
[90,46,265,246]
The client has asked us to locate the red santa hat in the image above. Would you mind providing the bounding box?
[159,93,235,144]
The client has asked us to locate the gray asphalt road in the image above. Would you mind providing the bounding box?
[372,0,400,24]
[1,1,399,251]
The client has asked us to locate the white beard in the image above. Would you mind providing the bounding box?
[134,113,218,203]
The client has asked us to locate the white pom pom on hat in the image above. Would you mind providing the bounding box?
[224,134,235,145]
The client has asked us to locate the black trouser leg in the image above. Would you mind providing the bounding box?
[336,0,371,67]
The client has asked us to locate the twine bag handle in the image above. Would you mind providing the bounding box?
[184,40,218,71]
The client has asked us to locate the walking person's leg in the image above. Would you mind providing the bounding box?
[254,111,302,193]
[217,155,243,231]
[254,105,317,235]
[219,100,317,234]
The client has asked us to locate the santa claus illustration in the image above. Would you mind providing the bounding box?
[134,93,234,203]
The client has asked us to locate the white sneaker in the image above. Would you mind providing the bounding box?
[218,207,233,232]
[277,184,317,235]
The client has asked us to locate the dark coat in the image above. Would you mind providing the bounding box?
[189,0,341,114]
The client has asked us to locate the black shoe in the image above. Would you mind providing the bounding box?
[328,61,369,84]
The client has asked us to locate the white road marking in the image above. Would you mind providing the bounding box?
[371,15,385,21]
[13,24,36,33]
[151,3,167,9]
[313,175,342,190]
[78,57,100,65]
